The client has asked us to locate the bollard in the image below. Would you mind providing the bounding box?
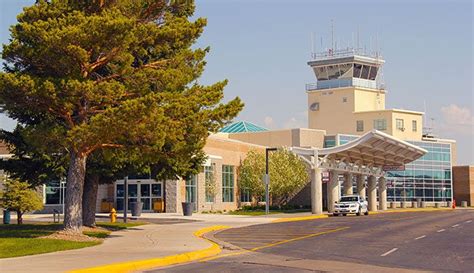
[421,201,426,208]
[110,208,117,223]
[435,203,441,208]
[447,201,452,208]
[461,201,468,207]
[401,202,407,208]
[412,201,418,208]
[390,202,397,209]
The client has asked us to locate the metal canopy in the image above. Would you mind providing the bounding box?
[291,130,427,175]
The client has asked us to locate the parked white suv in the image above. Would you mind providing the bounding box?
[333,195,369,216]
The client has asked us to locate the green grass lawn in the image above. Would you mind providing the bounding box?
[0,221,147,258]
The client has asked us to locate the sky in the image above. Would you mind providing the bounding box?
[0,0,473,164]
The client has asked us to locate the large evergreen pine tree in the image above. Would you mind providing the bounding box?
[0,0,243,232]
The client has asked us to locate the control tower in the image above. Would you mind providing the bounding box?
[306,48,423,140]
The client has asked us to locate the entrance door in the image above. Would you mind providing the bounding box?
[115,180,163,212]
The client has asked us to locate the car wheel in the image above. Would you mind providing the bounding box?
[356,209,361,216]
[342,213,347,216]
[364,209,369,216]
[333,213,338,216]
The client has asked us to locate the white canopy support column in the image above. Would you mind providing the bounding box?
[311,167,323,214]
[368,175,377,211]
[379,176,387,210]
[357,174,366,198]
[328,170,340,213]
[343,173,353,196]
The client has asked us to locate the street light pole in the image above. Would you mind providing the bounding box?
[265,148,277,215]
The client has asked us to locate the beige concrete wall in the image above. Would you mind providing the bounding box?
[308,87,357,134]
[390,111,423,141]
[354,89,385,112]
[227,128,326,149]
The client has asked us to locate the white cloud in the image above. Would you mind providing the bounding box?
[438,104,474,136]
[263,116,275,129]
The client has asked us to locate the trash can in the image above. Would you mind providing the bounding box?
[3,209,11,224]
[182,202,194,216]
[130,201,143,217]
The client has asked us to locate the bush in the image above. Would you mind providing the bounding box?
[0,179,43,224]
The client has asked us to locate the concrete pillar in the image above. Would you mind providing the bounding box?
[461,201,468,207]
[327,170,340,213]
[401,202,407,208]
[343,173,353,196]
[378,177,387,211]
[367,175,377,212]
[390,202,396,209]
[310,167,323,215]
[412,201,418,208]
[356,174,366,199]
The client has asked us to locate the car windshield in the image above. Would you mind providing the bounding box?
[340,196,358,202]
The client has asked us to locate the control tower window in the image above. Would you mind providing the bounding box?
[368,66,378,80]
[353,64,362,78]
[315,66,328,81]
[327,65,340,80]
[361,65,370,79]
[339,63,353,78]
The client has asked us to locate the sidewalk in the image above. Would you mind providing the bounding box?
[0,213,277,273]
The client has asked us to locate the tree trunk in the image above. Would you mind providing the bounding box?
[17,211,23,225]
[64,151,87,232]
[82,174,99,227]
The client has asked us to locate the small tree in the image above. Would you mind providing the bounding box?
[238,149,309,206]
[0,179,43,224]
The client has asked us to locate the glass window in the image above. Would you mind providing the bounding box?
[315,66,328,80]
[412,120,417,132]
[327,65,340,79]
[186,175,197,204]
[353,64,362,78]
[151,184,162,197]
[356,120,364,132]
[45,181,66,205]
[339,63,353,78]
[361,65,370,79]
[222,165,234,202]
[342,97,347,103]
[396,119,404,131]
[368,66,378,80]
[240,188,251,203]
[205,164,215,202]
[373,119,387,130]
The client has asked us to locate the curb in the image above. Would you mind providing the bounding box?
[68,225,230,273]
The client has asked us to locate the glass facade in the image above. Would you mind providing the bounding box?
[324,135,453,202]
[44,180,66,205]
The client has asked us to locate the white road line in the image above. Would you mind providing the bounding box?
[415,235,426,240]
[452,224,460,228]
[466,220,472,223]
[437,229,445,232]
[381,248,398,257]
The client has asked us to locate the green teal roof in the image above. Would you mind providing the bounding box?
[219,121,268,133]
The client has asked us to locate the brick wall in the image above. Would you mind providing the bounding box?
[452,166,474,206]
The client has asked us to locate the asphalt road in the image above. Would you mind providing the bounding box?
[148,210,474,273]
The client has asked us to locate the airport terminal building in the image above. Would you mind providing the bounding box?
[0,48,457,214]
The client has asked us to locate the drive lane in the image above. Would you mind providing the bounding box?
[148,210,474,272]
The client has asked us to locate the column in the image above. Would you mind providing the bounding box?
[378,176,387,211]
[368,175,377,212]
[327,170,340,213]
[356,174,366,198]
[310,167,323,215]
[343,173,353,196]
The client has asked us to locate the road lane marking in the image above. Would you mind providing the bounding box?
[452,224,460,227]
[437,229,445,232]
[415,235,426,240]
[201,226,350,262]
[466,220,472,223]
[381,248,398,257]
